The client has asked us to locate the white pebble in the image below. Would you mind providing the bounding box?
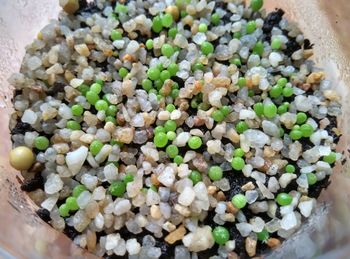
[178,187,196,206]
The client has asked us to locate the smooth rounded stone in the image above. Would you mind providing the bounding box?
[236,222,253,237]
[173,132,191,147]
[294,95,313,112]
[271,137,284,151]
[114,199,132,216]
[243,129,270,148]
[279,173,297,188]
[239,109,256,120]
[174,245,191,259]
[126,239,141,255]
[170,109,182,120]
[250,217,265,233]
[158,166,176,187]
[157,111,170,121]
[77,191,92,209]
[288,141,302,161]
[215,45,233,60]
[269,52,283,67]
[213,201,226,215]
[81,174,98,190]
[66,146,89,176]
[92,186,106,201]
[193,32,207,45]
[280,212,297,231]
[104,163,118,182]
[159,202,172,219]
[262,120,280,137]
[21,109,38,124]
[280,112,297,129]
[146,189,160,206]
[27,56,42,70]
[130,114,145,127]
[158,187,170,202]
[316,161,331,171]
[44,174,64,194]
[73,210,91,232]
[178,164,191,178]
[245,190,259,204]
[105,233,121,250]
[207,140,221,154]
[247,54,260,68]
[249,157,265,169]
[182,226,214,252]
[248,201,269,214]
[113,238,126,256]
[242,164,253,177]
[143,247,161,259]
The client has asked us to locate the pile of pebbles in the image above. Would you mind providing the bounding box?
[9,0,342,258]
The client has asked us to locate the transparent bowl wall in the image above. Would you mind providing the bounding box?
[0,0,349,258]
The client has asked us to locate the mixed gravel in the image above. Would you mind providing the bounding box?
[9,0,342,258]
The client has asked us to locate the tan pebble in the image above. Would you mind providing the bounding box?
[306,71,325,84]
[59,0,79,14]
[215,191,226,201]
[223,213,235,222]
[165,5,179,21]
[263,146,275,158]
[79,133,95,144]
[113,127,134,144]
[303,49,314,59]
[104,122,116,134]
[207,185,217,195]
[165,225,186,244]
[85,201,99,219]
[74,44,90,57]
[266,238,281,248]
[323,90,340,101]
[226,202,239,214]
[64,70,75,82]
[150,205,162,219]
[122,54,135,62]
[86,230,97,252]
[56,154,65,165]
[212,77,231,88]
[245,237,257,257]
[174,204,191,217]
[182,15,193,27]
[226,128,240,143]
[10,146,35,171]
[103,49,114,57]
[252,74,260,86]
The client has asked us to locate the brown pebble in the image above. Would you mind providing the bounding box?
[193,116,205,127]
[165,5,179,21]
[151,174,160,186]
[306,71,325,84]
[215,191,226,201]
[298,83,311,91]
[259,159,272,173]
[263,147,275,158]
[267,238,281,248]
[241,182,255,191]
[207,185,217,195]
[303,49,314,59]
[226,201,239,214]
[245,237,257,257]
[103,49,114,57]
[29,162,44,174]
[165,225,186,244]
[122,54,136,62]
[86,230,97,252]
